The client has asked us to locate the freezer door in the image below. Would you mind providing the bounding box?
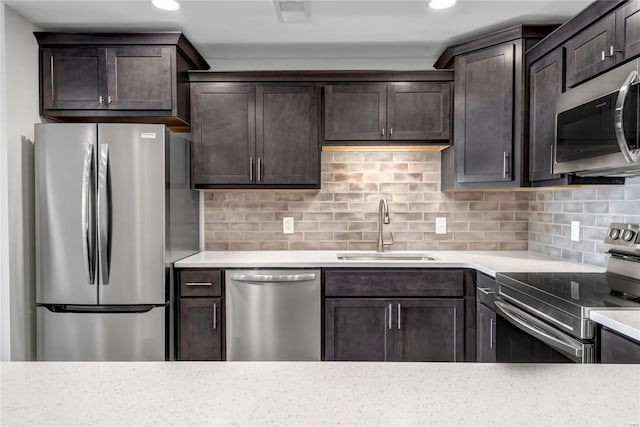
[35,123,98,304]
[37,305,166,361]
[97,124,166,304]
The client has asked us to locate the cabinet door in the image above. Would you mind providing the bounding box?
[616,0,640,61]
[393,299,464,362]
[387,82,450,141]
[529,48,564,183]
[324,299,393,361]
[41,47,107,110]
[600,328,640,364]
[454,44,514,184]
[565,13,616,88]
[476,303,496,362]
[323,84,386,141]
[256,85,319,186]
[106,46,173,110]
[178,298,223,361]
[191,83,256,186]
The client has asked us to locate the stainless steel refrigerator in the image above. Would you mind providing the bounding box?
[35,123,199,361]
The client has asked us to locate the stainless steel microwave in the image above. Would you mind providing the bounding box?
[555,59,640,177]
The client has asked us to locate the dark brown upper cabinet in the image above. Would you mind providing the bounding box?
[565,13,616,88]
[435,25,556,190]
[529,47,564,183]
[35,32,209,131]
[453,43,515,186]
[387,83,451,141]
[323,82,450,143]
[190,82,320,189]
[324,84,386,141]
[616,0,640,61]
[563,0,640,88]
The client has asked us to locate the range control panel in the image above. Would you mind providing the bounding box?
[604,223,640,255]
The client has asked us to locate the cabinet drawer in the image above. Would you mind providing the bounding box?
[324,269,464,297]
[179,270,223,297]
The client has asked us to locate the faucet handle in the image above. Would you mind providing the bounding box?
[383,232,394,247]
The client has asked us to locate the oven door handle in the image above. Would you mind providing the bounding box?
[494,300,585,360]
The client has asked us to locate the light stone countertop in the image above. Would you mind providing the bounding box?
[1,362,639,426]
[174,250,606,277]
[590,309,640,342]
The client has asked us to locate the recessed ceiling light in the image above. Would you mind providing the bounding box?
[152,0,180,11]
[428,0,457,10]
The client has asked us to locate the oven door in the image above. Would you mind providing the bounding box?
[494,300,594,364]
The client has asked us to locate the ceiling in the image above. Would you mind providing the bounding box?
[6,0,591,67]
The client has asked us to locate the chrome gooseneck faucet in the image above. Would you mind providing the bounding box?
[377,198,393,252]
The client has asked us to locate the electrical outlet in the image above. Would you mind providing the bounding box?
[571,221,580,242]
[283,217,295,234]
[435,217,447,235]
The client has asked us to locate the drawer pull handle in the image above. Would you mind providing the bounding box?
[477,287,494,295]
[186,282,212,287]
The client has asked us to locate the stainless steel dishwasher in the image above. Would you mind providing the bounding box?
[225,269,321,361]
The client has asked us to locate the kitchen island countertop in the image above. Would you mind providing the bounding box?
[175,250,605,277]
[1,362,639,426]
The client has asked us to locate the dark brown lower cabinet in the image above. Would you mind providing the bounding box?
[179,298,223,361]
[324,299,392,361]
[324,298,464,362]
[476,303,496,362]
[600,328,640,364]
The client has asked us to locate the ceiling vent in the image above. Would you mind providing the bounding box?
[273,0,309,23]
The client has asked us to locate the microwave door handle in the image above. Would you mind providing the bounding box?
[614,70,640,164]
[494,300,584,360]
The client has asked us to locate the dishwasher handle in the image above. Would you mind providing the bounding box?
[229,273,317,283]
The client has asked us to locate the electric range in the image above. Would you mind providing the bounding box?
[495,223,640,363]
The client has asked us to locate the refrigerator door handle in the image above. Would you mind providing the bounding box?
[98,143,111,285]
[81,143,95,285]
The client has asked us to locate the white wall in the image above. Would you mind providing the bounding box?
[1,4,40,361]
[0,1,10,362]
[206,57,436,71]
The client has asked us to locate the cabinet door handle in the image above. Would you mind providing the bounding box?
[213,302,217,330]
[186,282,212,287]
[257,157,262,182]
[390,128,394,136]
[502,151,510,179]
[99,96,104,104]
[490,318,495,349]
[397,303,401,330]
[388,303,392,330]
[381,128,385,137]
[107,96,113,105]
[603,45,617,60]
[249,157,254,182]
[550,144,554,175]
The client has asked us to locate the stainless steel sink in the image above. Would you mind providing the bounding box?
[336,252,438,261]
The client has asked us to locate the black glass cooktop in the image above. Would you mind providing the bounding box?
[496,272,640,310]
